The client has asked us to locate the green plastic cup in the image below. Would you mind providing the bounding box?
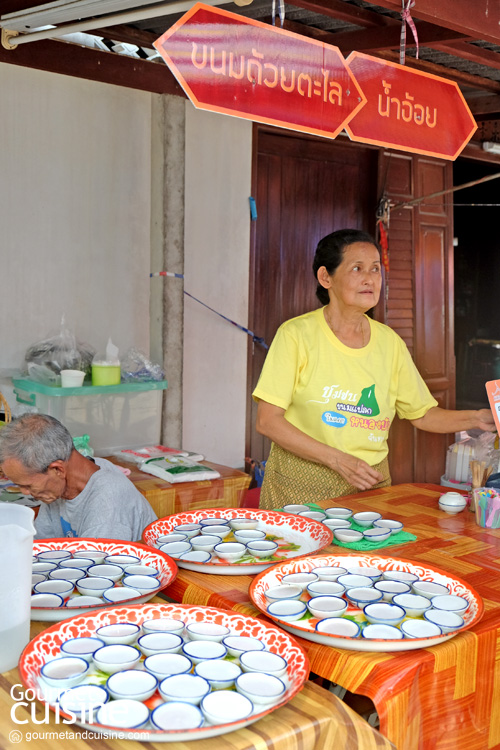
[91,365,121,386]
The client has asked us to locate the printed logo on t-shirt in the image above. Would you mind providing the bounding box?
[60,516,77,538]
[317,383,390,432]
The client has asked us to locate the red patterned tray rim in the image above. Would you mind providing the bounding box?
[19,602,310,739]
[249,552,484,645]
[32,538,178,611]
[142,508,333,568]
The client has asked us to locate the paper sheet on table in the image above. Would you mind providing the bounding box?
[140,456,220,484]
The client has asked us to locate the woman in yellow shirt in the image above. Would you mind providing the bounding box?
[253,229,494,509]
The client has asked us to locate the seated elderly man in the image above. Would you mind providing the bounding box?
[0,413,157,541]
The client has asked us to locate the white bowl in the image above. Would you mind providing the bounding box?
[345,587,383,607]
[144,652,193,679]
[185,622,231,642]
[374,580,412,601]
[236,671,286,705]
[32,573,47,590]
[66,595,105,608]
[151,701,204,731]
[157,533,188,547]
[346,566,382,582]
[400,620,442,639]
[228,517,259,531]
[200,525,231,539]
[194,658,242,688]
[282,504,309,514]
[438,492,467,514]
[32,561,58,575]
[142,618,185,635]
[190,535,222,552]
[73,550,108,564]
[34,579,74,599]
[280,572,319,590]
[382,570,419,584]
[307,595,347,619]
[246,540,278,558]
[201,690,253,725]
[334,529,363,543]
[315,618,361,637]
[123,564,159,577]
[178,550,212,563]
[373,518,404,534]
[37,550,72,563]
[49,568,86,583]
[173,523,202,538]
[324,507,353,519]
[59,558,95,571]
[363,528,391,542]
[96,698,149,729]
[213,542,246,562]
[234,529,266,543]
[430,594,469,614]
[104,554,141,569]
[239,650,287,678]
[264,584,303,602]
[199,517,230,527]
[137,632,183,656]
[92,644,141,674]
[31,593,64,608]
[60,637,105,662]
[352,511,382,527]
[41,656,89,687]
[423,608,465,633]
[182,639,227,665]
[392,593,431,617]
[411,580,450,599]
[75,577,114,597]
[323,518,352,531]
[102,587,143,603]
[58,684,109,720]
[337,574,374,590]
[311,566,347,581]
[122,574,161,594]
[106,669,158,701]
[95,623,141,645]
[222,635,265,657]
[363,602,406,625]
[158,541,192,558]
[362,624,404,640]
[159,674,211,705]
[306,580,346,597]
[87,564,123,583]
[297,510,327,522]
[267,599,307,622]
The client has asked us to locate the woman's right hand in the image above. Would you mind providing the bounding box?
[329,450,384,491]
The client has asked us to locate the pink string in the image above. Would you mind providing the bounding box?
[400,0,419,65]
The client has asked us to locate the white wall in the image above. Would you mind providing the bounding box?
[0,65,152,398]
[183,108,252,468]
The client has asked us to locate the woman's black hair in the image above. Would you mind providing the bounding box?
[312,228,380,305]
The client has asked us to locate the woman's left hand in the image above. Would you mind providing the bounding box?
[476,408,496,432]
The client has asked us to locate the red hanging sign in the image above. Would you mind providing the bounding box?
[345,52,477,160]
[153,3,366,140]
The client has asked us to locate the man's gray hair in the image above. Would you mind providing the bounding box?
[0,414,74,473]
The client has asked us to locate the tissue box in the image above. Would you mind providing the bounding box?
[12,377,167,457]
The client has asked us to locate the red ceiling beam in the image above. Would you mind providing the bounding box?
[429,41,500,72]
[369,0,500,46]
[329,21,468,55]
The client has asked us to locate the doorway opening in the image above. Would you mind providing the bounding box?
[453,158,500,410]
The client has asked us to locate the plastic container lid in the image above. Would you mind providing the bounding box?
[13,375,167,398]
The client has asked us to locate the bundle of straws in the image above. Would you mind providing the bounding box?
[471,488,500,528]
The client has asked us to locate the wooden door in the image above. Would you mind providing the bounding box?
[246,127,379,464]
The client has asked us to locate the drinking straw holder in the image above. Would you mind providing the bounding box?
[472,488,500,529]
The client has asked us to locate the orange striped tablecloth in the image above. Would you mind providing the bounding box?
[1,618,395,750]
[162,483,500,750]
[106,457,251,518]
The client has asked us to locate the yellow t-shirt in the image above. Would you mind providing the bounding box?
[252,307,438,465]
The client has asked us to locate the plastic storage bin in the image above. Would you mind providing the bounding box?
[12,377,167,457]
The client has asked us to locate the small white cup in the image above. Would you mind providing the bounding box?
[60,369,85,387]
